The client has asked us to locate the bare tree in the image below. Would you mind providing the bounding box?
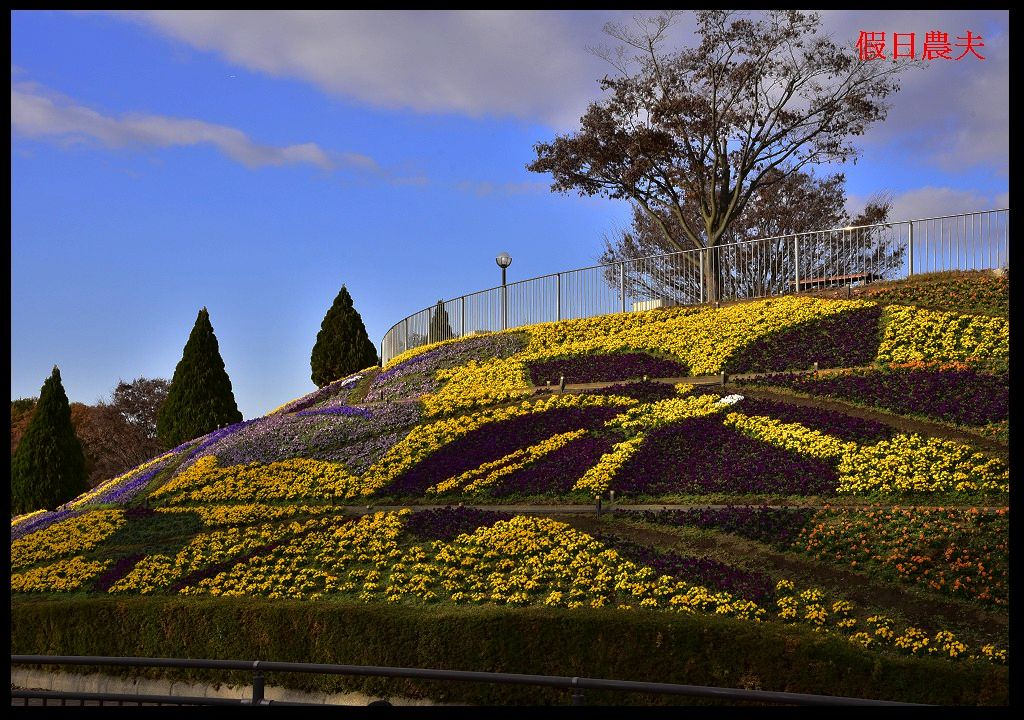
[529,10,915,301]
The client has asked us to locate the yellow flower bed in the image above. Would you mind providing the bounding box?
[414,297,875,415]
[11,510,125,571]
[422,357,531,417]
[109,518,317,594]
[360,393,636,496]
[151,456,363,504]
[524,296,874,375]
[607,392,723,435]
[180,511,408,600]
[574,435,648,494]
[837,435,1008,494]
[11,555,111,593]
[722,412,855,459]
[428,429,589,495]
[876,306,1009,367]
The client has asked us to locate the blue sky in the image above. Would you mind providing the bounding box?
[11,10,1008,418]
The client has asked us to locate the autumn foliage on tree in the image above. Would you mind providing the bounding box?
[13,378,171,488]
[10,367,88,514]
[528,10,914,302]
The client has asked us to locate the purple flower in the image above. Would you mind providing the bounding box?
[597,532,776,604]
[613,416,838,496]
[726,306,882,373]
[11,508,79,541]
[385,405,621,497]
[403,507,513,541]
[527,353,689,385]
[296,404,373,419]
[740,364,1008,427]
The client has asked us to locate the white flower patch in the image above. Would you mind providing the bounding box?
[715,394,744,407]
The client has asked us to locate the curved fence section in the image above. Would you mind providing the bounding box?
[380,208,1009,364]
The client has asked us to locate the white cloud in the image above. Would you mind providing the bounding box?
[119,10,657,129]
[818,11,1008,173]
[10,79,379,173]
[118,10,1006,175]
[848,186,1002,221]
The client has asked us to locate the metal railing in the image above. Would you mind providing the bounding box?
[10,655,923,706]
[380,208,1008,364]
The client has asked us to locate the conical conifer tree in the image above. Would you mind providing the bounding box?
[428,300,453,344]
[311,285,379,387]
[157,307,242,447]
[11,366,88,514]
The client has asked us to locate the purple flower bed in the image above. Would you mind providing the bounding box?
[526,353,689,386]
[619,506,816,549]
[209,402,422,473]
[727,395,896,443]
[296,404,373,419]
[739,364,1008,426]
[276,372,366,415]
[385,406,622,497]
[188,419,264,461]
[725,305,882,374]
[614,416,838,496]
[596,533,775,604]
[366,332,527,404]
[489,434,616,497]
[403,507,514,541]
[11,508,80,542]
[91,463,170,506]
[579,381,681,403]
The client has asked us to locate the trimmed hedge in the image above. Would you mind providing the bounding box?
[11,596,1007,705]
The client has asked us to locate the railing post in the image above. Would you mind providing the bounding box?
[556,273,562,321]
[793,237,800,293]
[619,262,626,313]
[251,661,264,705]
[571,677,584,706]
[699,249,705,304]
[502,285,508,330]
[907,221,914,276]
[403,318,409,352]
[460,296,466,338]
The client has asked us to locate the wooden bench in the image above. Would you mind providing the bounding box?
[788,272,877,292]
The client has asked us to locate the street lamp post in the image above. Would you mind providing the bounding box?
[496,252,512,330]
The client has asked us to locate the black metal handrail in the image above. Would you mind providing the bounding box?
[10,654,924,706]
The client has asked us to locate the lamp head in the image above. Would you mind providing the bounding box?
[495,252,513,269]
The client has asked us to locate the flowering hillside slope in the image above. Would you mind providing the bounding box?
[11,274,1010,684]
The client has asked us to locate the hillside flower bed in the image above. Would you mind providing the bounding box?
[837,435,1008,495]
[526,352,689,385]
[611,416,839,496]
[722,395,897,443]
[797,506,1009,607]
[619,507,817,550]
[388,406,622,497]
[11,510,125,571]
[739,362,1008,427]
[270,369,372,416]
[10,509,1004,665]
[875,306,1008,370]
[594,532,776,605]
